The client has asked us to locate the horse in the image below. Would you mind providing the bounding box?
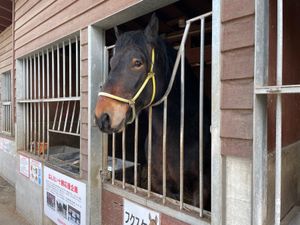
[94,14,211,209]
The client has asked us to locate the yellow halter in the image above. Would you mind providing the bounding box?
[98,48,156,124]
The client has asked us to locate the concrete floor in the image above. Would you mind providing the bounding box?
[0,176,31,225]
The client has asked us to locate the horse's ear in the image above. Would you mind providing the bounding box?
[144,13,159,41]
[114,26,121,39]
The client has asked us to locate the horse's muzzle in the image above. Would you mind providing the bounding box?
[96,113,112,133]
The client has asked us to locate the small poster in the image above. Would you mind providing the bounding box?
[30,158,42,186]
[123,199,160,225]
[19,154,29,178]
[44,166,86,225]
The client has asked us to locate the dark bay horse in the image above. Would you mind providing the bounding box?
[94,14,211,209]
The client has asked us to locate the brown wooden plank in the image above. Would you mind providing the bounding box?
[221,109,253,139]
[15,0,28,11]
[80,27,88,45]
[81,59,88,77]
[221,78,253,109]
[221,138,252,157]
[0,50,12,62]
[221,15,254,52]
[222,0,254,22]
[81,76,88,92]
[221,46,254,80]
[15,0,71,37]
[80,138,88,155]
[81,154,88,173]
[0,36,12,51]
[81,92,88,108]
[80,123,88,140]
[0,57,11,69]
[15,0,40,21]
[81,108,88,124]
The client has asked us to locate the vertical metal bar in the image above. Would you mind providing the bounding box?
[162,99,167,204]
[63,41,66,97]
[147,106,153,197]
[47,49,50,98]
[52,46,55,98]
[76,36,79,97]
[112,133,116,185]
[180,41,185,210]
[57,44,60,98]
[69,39,72,97]
[199,18,205,217]
[134,116,139,193]
[275,0,283,224]
[47,102,50,159]
[63,101,70,132]
[33,55,37,155]
[122,128,126,189]
[76,111,80,134]
[30,57,33,153]
[42,52,45,158]
[52,102,59,130]
[69,101,76,133]
[38,54,41,154]
[58,101,64,131]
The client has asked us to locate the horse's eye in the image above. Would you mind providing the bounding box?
[134,59,143,68]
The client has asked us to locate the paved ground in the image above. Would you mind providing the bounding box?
[0,176,31,225]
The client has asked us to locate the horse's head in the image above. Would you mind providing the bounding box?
[95,14,165,133]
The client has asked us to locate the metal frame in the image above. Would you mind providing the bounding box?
[253,0,300,224]
[89,0,223,224]
[1,71,12,135]
[16,36,81,161]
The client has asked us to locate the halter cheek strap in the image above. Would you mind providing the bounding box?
[98,48,156,124]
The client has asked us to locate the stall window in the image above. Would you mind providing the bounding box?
[1,71,12,135]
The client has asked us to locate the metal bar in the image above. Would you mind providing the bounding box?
[187,11,212,23]
[122,128,126,189]
[52,102,59,130]
[134,116,139,193]
[52,46,55,98]
[48,129,81,137]
[255,84,300,94]
[147,106,153,197]
[179,45,185,210]
[63,101,70,132]
[30,57,33,153]
[162,99,167,204]
[69,101,76,133]
[34,55,37,154]
[63,41,66,97]
[69,39,72,97]
[42,51,45,99]
[18,97,80,103]
[47,49,50,98]
[38,54,41,154]
[76,36,79,97]
[152,22,191,106]
[275,0,283,223]
[47,102,50,159]
[57,44,60,98]
[199,17,205,217]
[76,111,80,134]
[58,101,64,131]
[112,133,116,185]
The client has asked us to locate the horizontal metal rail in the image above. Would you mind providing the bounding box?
[255,84,300,94]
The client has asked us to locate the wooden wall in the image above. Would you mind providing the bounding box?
[0,26,12,74]
[220,0,255,157]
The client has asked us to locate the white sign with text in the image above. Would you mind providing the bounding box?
[44,166,86,225]
[19,154,29,178]
[123,199,160,225]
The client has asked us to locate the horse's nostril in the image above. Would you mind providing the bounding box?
[99,113,111,130]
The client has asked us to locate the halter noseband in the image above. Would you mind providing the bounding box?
[98,48,156,124]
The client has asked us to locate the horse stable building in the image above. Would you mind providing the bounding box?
[0,0,300,224]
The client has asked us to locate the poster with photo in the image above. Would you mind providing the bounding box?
[30,158,42,186]
[19,154,29,178]
[44,166,86,225]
